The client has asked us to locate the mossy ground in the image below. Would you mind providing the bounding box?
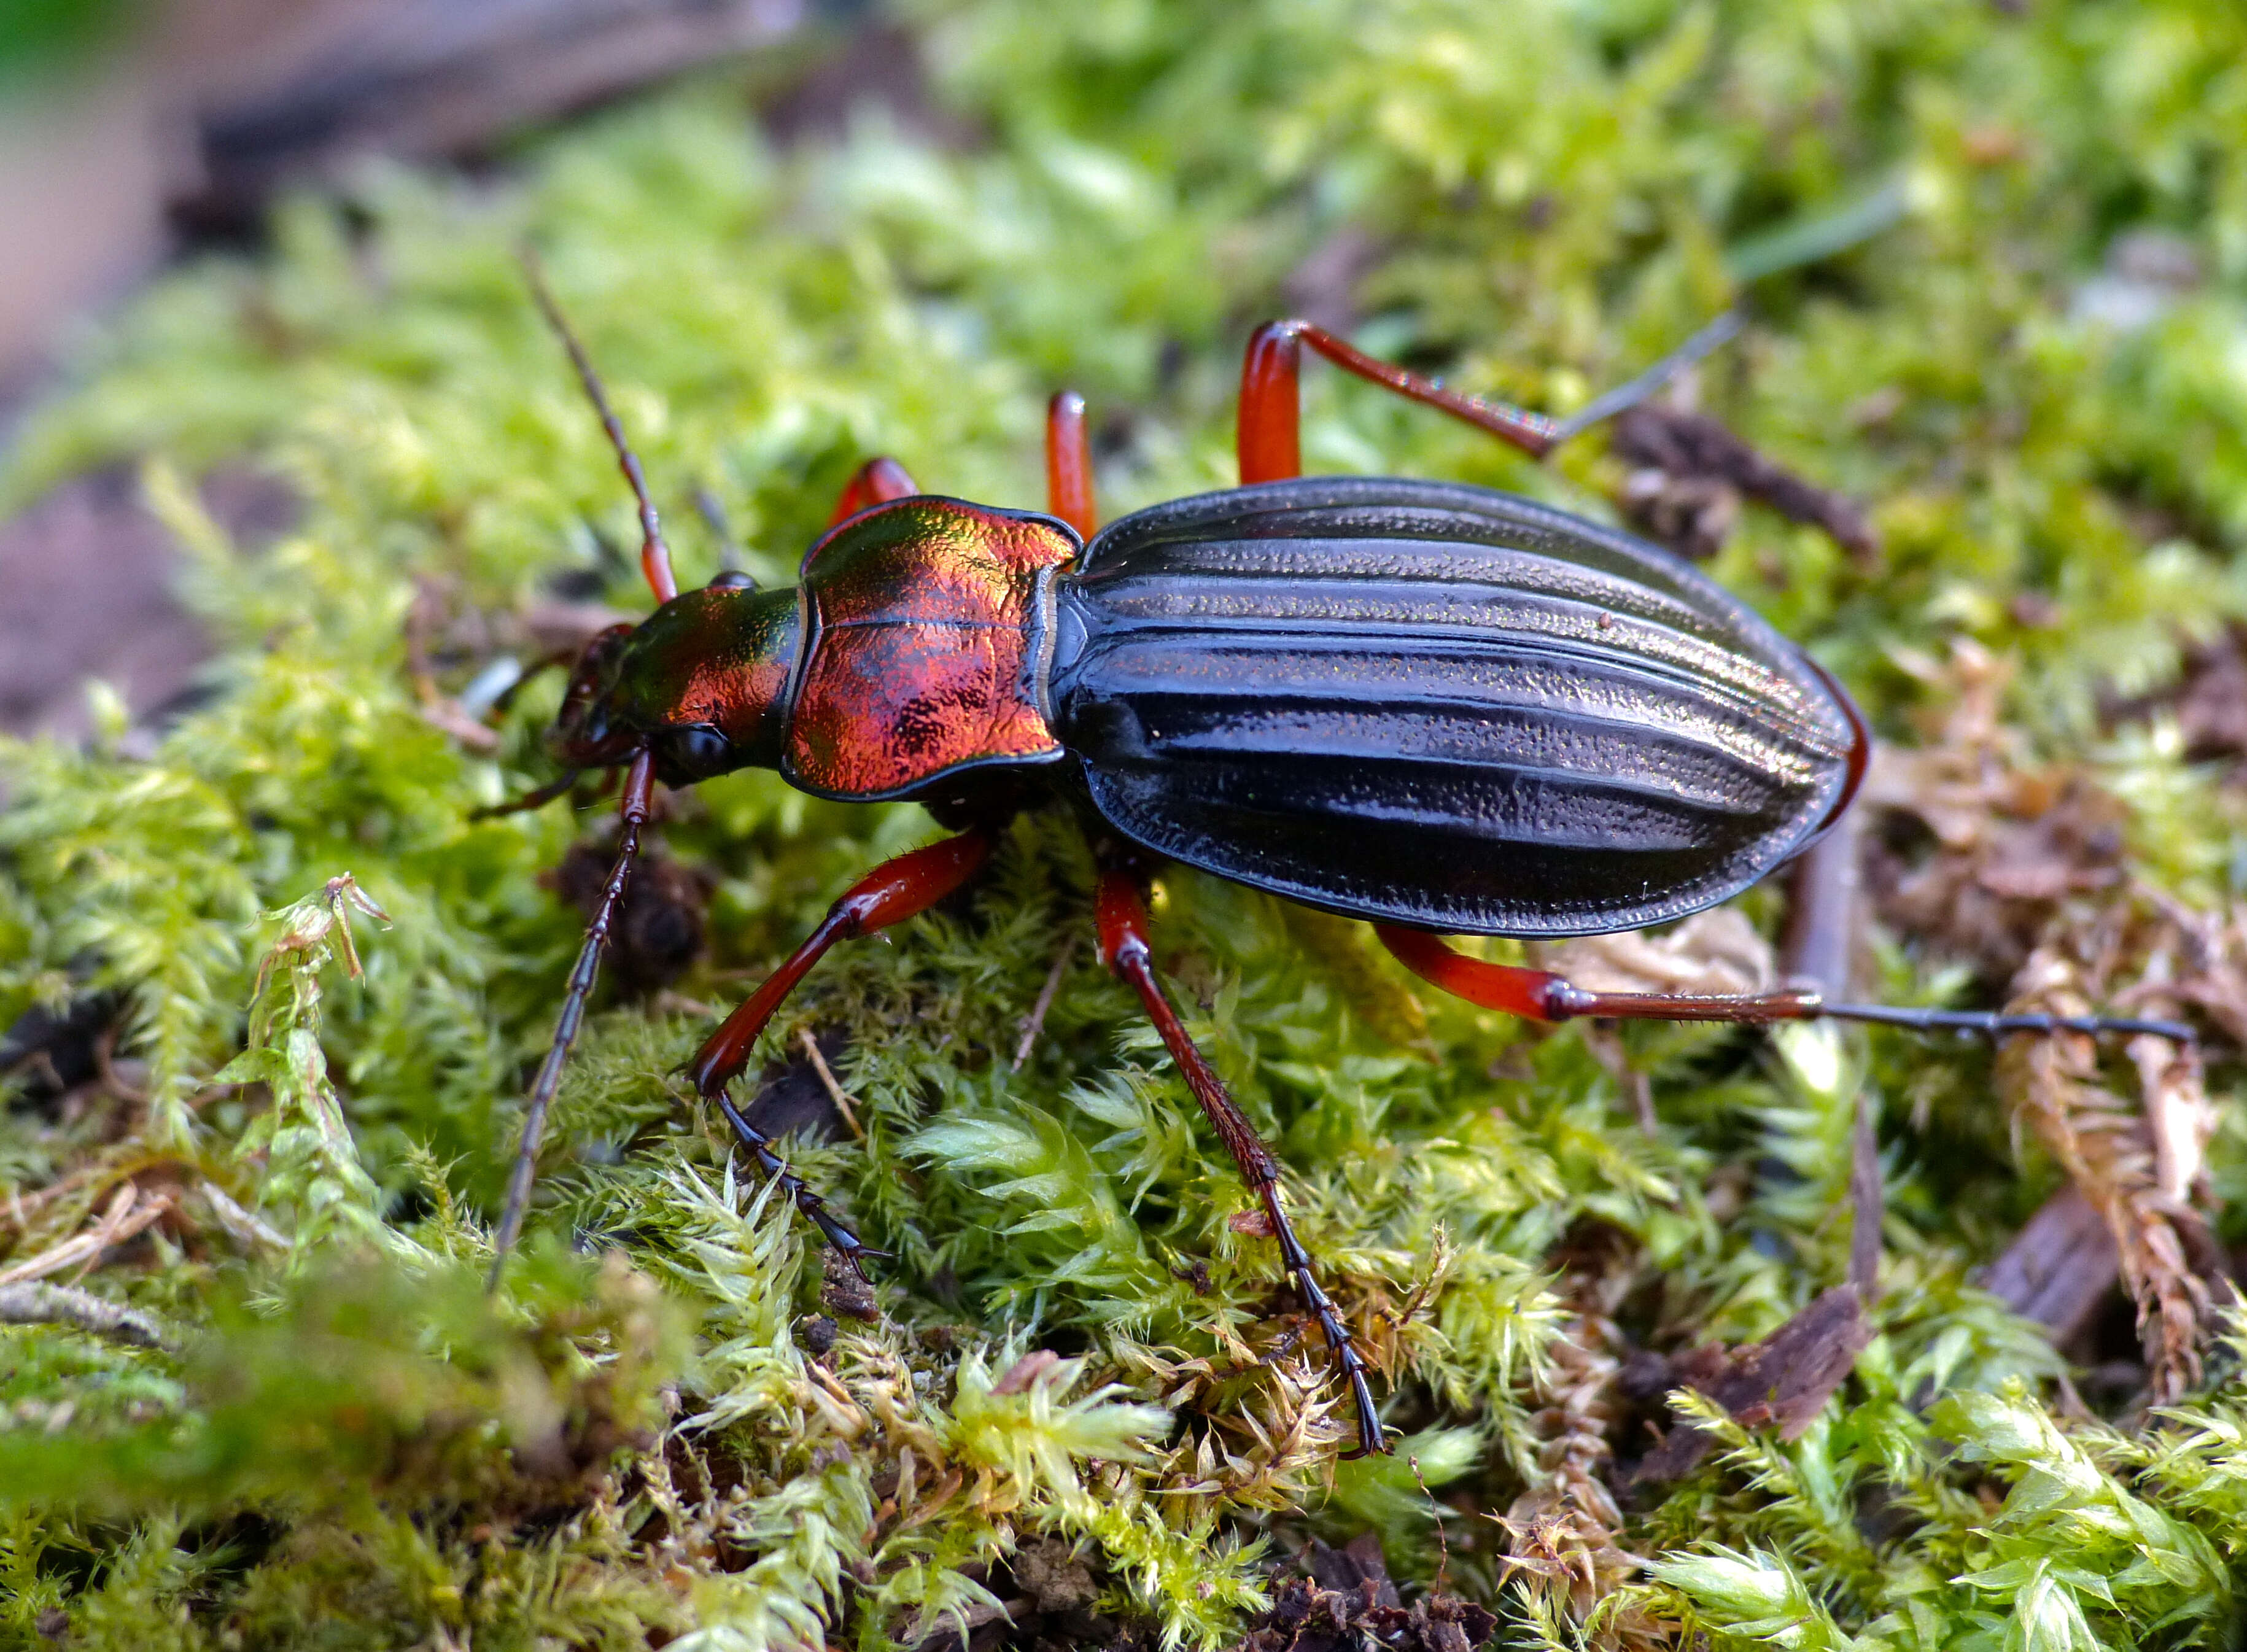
[7,2,2247,1648]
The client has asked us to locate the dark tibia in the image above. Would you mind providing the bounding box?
[490,750,657,1286]
[1545,309,1744,444]
[1096,863,1387,1457]
[1818,1002,2197,1041]
[826,457,921,528]
[1046,391,1097,538]
[1376,926,2194,1044]
[712,1090,889,1281]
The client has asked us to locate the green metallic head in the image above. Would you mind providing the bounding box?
[548,575,801,789]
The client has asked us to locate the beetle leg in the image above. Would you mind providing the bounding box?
[1046,390,1097,538]
[1376,925,2195,1043]
[712,1088,891,1281]
[1237,312,1746,485]
[1096,864,1388,1459]
[683,829,995,1267]
[827,457,922,527]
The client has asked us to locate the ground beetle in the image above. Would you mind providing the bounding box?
[489,265,2192,1457]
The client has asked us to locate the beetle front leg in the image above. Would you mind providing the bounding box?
[710,1088,890,1281]
[826,456,922,527]
[1095,860,1387,1458]
[686,829,995,1274]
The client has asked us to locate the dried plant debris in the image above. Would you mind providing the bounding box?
[1865,641,2239,1401]
[1609,401,1879,563]
[9,1,2247,1647]
[1861,643,2132,982]
[547,837,715,995]
[2000,936,2228,1402]
[1631,1287,1872,1483]
[1981,1183,2124,1346]
[1230,1535,1496,1652]
[1493,1226,1662,1647]
[2105,621,2247,770]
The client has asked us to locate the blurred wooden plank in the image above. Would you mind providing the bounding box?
[174,0,807,228]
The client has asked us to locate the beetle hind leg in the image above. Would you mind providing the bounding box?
[1376,925,2195,1044]
[1235,311,1745,486]
[1096,859,1387,1458]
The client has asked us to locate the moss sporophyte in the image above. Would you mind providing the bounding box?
[9,2,2247,1646]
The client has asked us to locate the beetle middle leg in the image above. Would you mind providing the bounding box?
[1045,390,1097,538]
[1095,856,1388,1458]
[683,829,994,1276]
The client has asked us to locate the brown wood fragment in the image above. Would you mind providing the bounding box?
[1980,1184,2121,1346]
[1632,1285,1871,1484]
[1849,1090,1883,1299]
[1610,403,1879,562]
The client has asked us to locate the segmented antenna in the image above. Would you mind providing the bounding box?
[490,751,656,1286]
[491,257,680,1287]
[519,247,680,605]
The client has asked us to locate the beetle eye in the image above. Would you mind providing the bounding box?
[707,570,758,591]
[660,724,734,781]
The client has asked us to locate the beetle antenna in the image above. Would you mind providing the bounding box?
[692,484,750,577]
[489,749,657,1288]
[1815,1001,2195,1042]
[519,246,680,605]
[1548,307,1745,444]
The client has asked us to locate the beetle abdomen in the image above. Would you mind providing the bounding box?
[1052,477,1863,936]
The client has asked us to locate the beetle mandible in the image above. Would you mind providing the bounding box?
[488,267,2192,1459]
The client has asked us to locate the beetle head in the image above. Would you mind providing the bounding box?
[547,622,641,770]
[546,581,801,789]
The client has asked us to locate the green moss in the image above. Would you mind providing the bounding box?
[6,1,2247,1646]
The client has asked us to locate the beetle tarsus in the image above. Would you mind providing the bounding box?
[713,1090,888,1279]
[1820,1002,2196,1042]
